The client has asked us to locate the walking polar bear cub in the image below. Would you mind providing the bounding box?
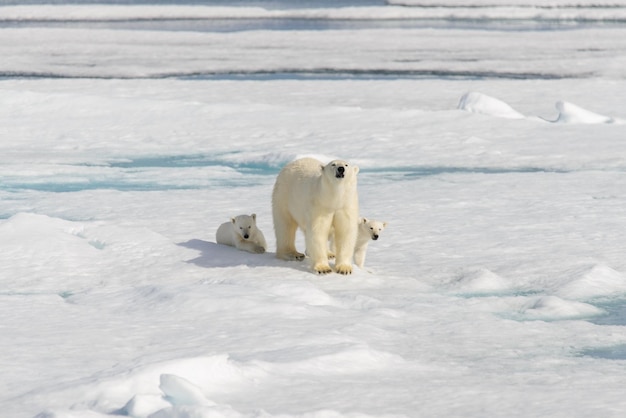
[216,214,267,254]
[354,217,388,268]
[329,217,388,268]
[272,157,359,275]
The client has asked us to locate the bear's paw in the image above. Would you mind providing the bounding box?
[335,263,353,275]
[313,263,333,275]
[252,244,266,254]
[277,251,305,261]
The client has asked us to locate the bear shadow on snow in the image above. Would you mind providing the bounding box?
[177,239,310,272]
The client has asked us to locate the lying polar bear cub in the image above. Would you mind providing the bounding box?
[216,213,267,254]
[330,217,388,268]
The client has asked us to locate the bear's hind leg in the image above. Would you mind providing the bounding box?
[274,214,304,261]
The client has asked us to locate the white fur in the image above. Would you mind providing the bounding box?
[272,157,359,274]
[216,214,267,254]
[329,217,388,268]
[353,217,387,268]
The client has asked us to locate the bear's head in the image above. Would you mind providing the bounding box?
[231,213,257,240]
[359,217,388,241]
[324,159,359,181]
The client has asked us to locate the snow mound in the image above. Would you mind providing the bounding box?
[251,344,406,376]
[518,296,605,321]
[553,101,617,124]
[0,213,101,292]
[457,93,623,124]
[458,92,525,119]
[64,355,266,417]
[121,394,171,417]
[556,264,626,300]
[159,374,216,407]
[448,268,514,295]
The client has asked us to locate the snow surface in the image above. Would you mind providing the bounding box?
[2,1,626,417]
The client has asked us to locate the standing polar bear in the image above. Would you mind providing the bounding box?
[272,157,359,274]
[216,214,267,254]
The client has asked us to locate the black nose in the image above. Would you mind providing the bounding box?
[243,234,249,239]
[337,166,345,174]
[372,235,379,240]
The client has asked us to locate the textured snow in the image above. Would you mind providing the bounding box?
[2,2,626,418]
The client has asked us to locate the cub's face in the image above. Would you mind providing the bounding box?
[231,214,257,240]
[359,218,388,241]
[324,159,359,180]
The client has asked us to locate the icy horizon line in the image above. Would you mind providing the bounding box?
[0,68,582,81]
[3,3,626,23]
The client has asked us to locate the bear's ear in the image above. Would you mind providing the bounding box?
[230,217,236,224]
[383,221,388,227]
[251,213,257,222]
[360,217,367,224]
[353,165,359,174]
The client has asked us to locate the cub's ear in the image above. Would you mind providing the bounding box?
[251,213,257,222]
[353,165,359,174]
[230,217,236,224]
[360,217,367,224]
[320,164,325,171]
[383,221,388,227]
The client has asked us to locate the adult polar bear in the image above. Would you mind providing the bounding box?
[272,157,359,275]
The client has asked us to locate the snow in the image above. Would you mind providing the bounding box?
[2,1,626,417]
[458,91,526,119]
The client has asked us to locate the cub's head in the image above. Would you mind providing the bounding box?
[359,217,388,241]
[231,213,257,240]
[323,159,359,181]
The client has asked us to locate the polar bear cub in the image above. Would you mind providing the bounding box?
[354,217,388,268]
[272,157,359,275]
[216,214,267,254]
[329,217,388,268]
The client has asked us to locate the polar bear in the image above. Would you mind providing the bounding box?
[353,217,388,268]
[272,157,359,274]
[329,217,388,268]
[216,214,267,254]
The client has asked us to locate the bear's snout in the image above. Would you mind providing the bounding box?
[372,234,379,240]
[336,166,345,178]
[243,233,250,239]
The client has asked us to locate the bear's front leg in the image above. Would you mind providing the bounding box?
[333,210,357,275]
[238,241,266,254]
[353,245,367,268]
[307,215,333,274]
